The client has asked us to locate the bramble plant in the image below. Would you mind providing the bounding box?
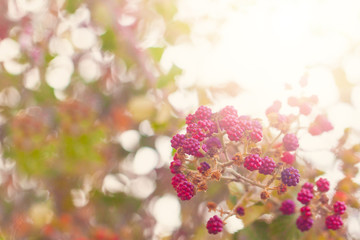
[169,85,351,236]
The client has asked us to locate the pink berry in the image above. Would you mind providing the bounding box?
[182,138,201,156]
[300,206,312,217]
[297,189,313,205]
[299,103,312,116]
[301,182,314,193]
[170,160,182,174]
[316,178,330,192]
[288,96,300,107]
[333,201,346,215]
[325,215,343,230]
[171,134,186,149]
[171,174,186,189]
[195,106,212,120]
[244,154,263,171]
[220,106,238,118]
[206,215,223,234]
[281,152,295,165]
[176,181,195,201]
[283,133,299,151]
[296,215,313,232]
[259,156,276,175]
[280,200,295,215]
[227,125,244,142]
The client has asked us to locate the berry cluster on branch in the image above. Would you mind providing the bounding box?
[169,93,344,235]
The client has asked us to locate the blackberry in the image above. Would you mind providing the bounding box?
[195,106,212,120]
[301,182,314,193]
[316,178,330,192]
[325,215,343,230]
[227,125,244,142]
[235,206,245,216]
[171,174,186,190]
[299,103,312,115]
[198,161,211,174]
[333,201,346,215]
[297,189,313,205]
[220,106,238,118]
[220,114,239,131]
[266,100,281,115]
[244,154,263,171]
[259,156,276,175]
[283,133,299,151]
[170,160,182,174]
[300,206,312,217]
[206,215,223,234]
[281,152,295,165]
[182,138,200,156]
[176,181,195,201]
[281,167,300,187]
[280,200,295,215]
[171,134,186,149]
[250,127,263,142]
[296,215,313,232]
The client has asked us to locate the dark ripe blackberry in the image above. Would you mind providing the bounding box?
[281,167,300,187]
[197,161,211,174]
[235,206,245,216]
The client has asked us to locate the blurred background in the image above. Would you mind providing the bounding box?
[0,0,359,239]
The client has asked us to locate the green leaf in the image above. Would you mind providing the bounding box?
[238,220,269,240]
[241,203,266,227]
[148,47,165,62]
[65,0,83,13]
[101,28,117,51]
[156,65,182,88]
[269,215,301,240]
[154,1,177,20]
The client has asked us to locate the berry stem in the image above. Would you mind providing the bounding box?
[262,131,282,157]
[227,168,266,189]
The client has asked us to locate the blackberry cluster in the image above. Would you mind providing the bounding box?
[295,180,346,232]
[206,215,223,234]
[235,206,245,216]
[281,152,295,165]
[176,181,195,201]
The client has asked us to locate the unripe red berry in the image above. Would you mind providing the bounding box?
[316,178,330,192]
[195,106,212,120]
[333,201,346,215]
[171,174,186,189]
[300,206,312,217]
[182,138,201,156]
[206,215,223,234]
[280,200,295,215]
[325,215,343,230]
[281,152,295,165]
[176,181,195,201]
[171,134,186,149]
[301,182,314,193]
[297,189,313,205]
[288,96,300,107]
[244,154,263,171]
